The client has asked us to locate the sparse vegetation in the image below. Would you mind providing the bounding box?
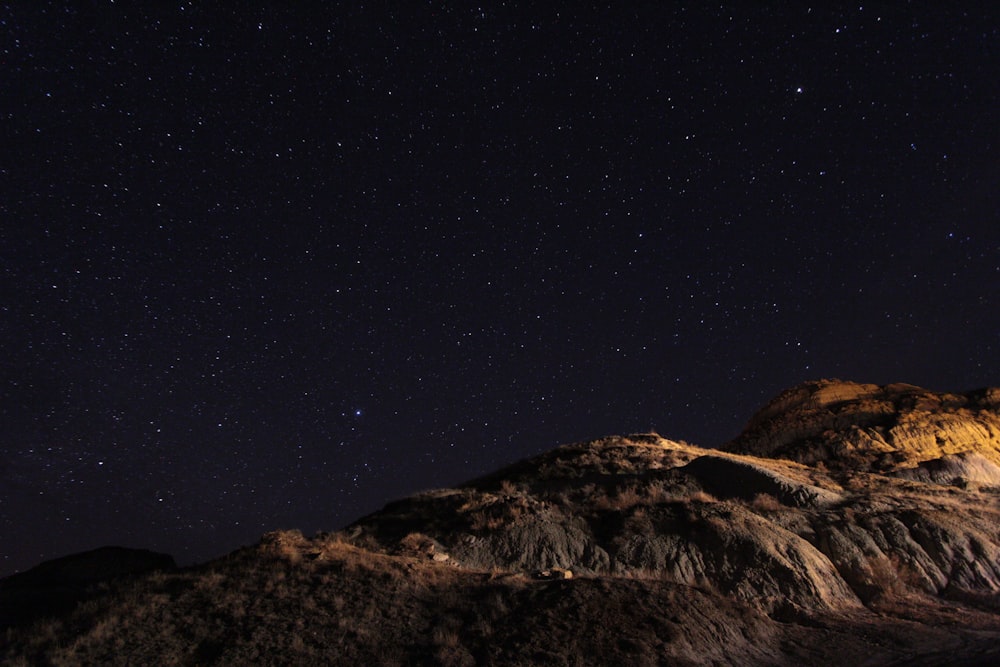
[688,490,718,504]
[751,492,783,511]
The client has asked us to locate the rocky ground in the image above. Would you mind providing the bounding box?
[3,380,1000,665]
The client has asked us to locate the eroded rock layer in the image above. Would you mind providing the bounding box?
[347,381,1000,615]
[5,380,1000,666]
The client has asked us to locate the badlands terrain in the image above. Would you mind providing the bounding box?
[3,379,1000,665]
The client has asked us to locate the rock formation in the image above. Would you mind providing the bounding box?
[3,380,1000,665]
[726,379,1000,477]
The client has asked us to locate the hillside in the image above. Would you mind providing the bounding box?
[3,380,1000,665]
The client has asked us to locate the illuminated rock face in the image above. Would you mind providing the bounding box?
[726,379,1000,475]
[345,382,1000,617]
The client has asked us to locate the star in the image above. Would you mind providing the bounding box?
[1,2,996,579]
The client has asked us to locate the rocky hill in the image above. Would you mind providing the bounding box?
[3,380,1000,665]
[725,379,1000,481]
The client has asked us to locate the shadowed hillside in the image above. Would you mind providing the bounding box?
[3,380,1000,665]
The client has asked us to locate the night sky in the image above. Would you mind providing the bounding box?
[3,3,999,576]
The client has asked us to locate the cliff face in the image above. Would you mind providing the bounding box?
[725,379,1000,480]
[4,380,1000,666]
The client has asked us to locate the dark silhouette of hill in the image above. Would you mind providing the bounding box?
[0,547,175,632]
[3,380,1000,665]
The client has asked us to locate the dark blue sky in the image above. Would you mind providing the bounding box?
[2,3,998,575]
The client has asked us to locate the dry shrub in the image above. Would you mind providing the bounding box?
[433,624,475,667]
[195,571,227,591]
[751,493,782,511]
[432,625,461,648]
[399,532,434,552]
[688,490,718,504]
[499,478,519,495]
[472,615,495,638]
[328,541,385,574]
[592,490,614,511]
[68,614,121,654]
[595,484,647,511]
[261,530,309,564]
[867,556,902,596]
[644,480,673,504]
[704,515,729,533]
[435,645,475,667]
[468,495,529,530]
[469,511,506,531]
[616,484,645,508]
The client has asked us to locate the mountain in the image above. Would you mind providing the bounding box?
[3,380,1000,665]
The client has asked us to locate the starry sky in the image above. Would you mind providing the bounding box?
[2,3,999,576]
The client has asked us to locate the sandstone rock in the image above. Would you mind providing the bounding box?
[894,451,1000,487]
[726,379,1000,474]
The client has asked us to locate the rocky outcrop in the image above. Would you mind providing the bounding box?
[608,502,860,613]
[895,451,1000,487]
[347,381,1000,618]
[725,379,1000,475]
[451,504,612,573]
[5,380,1000,666]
